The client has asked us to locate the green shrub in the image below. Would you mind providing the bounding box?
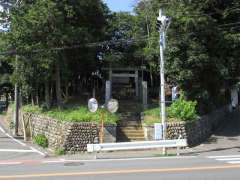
[33,134,48,148]
[167,97,198,121]
[9,121,14,129]
[143,96,198,125]
[54,148,65,156]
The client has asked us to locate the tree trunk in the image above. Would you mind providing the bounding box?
[36,84,39,106]
[5,91,8,108]
[55,62,62,108]
[50,82,53,106]
[150,66,153,87]
[65,82,69,101]
[31,93,34,106]
[45,81,50,109]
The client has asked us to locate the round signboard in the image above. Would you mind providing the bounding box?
[107,99,119,113]
[88,98,98,113]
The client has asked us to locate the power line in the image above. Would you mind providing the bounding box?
[3,30,231,57]
[0,37,151,56]
[218,26,240,31]
[218,22,240,27]
[225,4,240,12]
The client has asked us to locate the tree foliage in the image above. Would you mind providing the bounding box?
[1,0,108,107]
[133,0,240,113]
[0,0,240,114]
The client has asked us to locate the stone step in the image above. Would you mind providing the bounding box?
[120,134,145,138]
[118,121,142,126]
[117,127,145,140]
[118,134,144,138]
[118,127,143,131]
[118,129,144,134]
[129,138,145,141]
[119,128,144,132]
[119,115,140,119]
[118,138,145,142]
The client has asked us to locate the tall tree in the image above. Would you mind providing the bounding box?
[5,0,108,107]
[133,0,240,113]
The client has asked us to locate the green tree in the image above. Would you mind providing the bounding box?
[133,0,240,113]
[5,0,108,108]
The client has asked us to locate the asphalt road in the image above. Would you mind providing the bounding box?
[1,155,240,180]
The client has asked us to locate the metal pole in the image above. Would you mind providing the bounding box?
[158,9,167,154]
[14,55,19,136]
[160,31,166,140]
[99,110,104,143]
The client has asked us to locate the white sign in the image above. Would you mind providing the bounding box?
[154,123,163,140]
[105,81,111,104]
[88,98,98,113]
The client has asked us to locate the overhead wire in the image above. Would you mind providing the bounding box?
[1,1,240,55]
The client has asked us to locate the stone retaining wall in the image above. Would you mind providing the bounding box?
[143,106,230,146]
[23,113,116,152]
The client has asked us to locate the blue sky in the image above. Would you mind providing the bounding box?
[103,0,136,12]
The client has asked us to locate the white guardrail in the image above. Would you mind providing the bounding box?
[87,138,187,155]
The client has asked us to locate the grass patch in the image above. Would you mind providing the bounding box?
[22,105,119,125]
[143,107,180,125]
[153,153,177,157]
[0,111,6,115]
[33,134,48,148]
[144,107,160,117]
[54,148,66,156]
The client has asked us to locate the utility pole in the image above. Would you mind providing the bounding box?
[14,54,19,136]
[156,9,171,154]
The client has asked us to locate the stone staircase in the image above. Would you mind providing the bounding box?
[117,112,145,142]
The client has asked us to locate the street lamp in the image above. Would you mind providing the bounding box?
[156,9,171,153]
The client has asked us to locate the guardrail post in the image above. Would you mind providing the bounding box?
[177,135,183,156]
[177,146,180,156]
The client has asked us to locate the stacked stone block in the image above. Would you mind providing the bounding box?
[23,113,116,152]
[143,106,230,146]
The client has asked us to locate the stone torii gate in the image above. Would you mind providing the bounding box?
[103,67,148,108]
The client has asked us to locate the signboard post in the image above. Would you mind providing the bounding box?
[88,98,118,144]
[105,81,111,105]
[154,123,163,140]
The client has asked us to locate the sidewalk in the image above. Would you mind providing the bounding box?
[180,109,240,157]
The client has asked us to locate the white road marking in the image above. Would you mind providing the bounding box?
[216,158,240,161]
[0,126,5,133]
[207,155,240,159]
[0,124,45,156]
[0,155,196,166]
[228,161,240,164]
[30,146,46,157]
[41,156,195,165]
[62,156,196,163]
[207,154,240,164]
[0,162,22,165]
[0,124,26,146]
[0,149,35,153]
[4,133,27,147]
